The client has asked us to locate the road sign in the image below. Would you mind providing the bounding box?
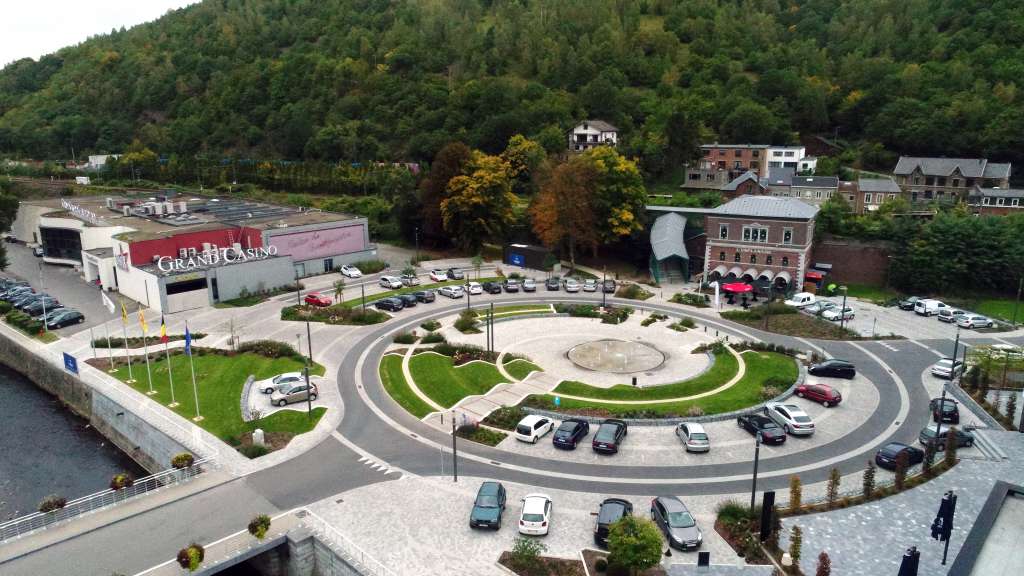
[63,352,79,375]
[509,253,525,267]
[554,396,560,407]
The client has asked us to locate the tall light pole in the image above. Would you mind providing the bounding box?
[1013,277,1022,327]
[839,285,849,330]
[934,326,960,451]
[414,227,420,263]
[38,262,48,332]
[750,432,762,513]
[602,268,607,308]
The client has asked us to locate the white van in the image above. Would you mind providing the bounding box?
[914,299,948,316]
[784,292,816,308]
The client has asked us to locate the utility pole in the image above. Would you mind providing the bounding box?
[304,365,312,416]
[602,268,607,308]
[1013,277,1023,327]
[750,432,762,513]
[414,227,420,262]
[839,285,849,330]
[451,414,458,482]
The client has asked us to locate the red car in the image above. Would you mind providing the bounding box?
[794,383,842,407]
[303,292,333,307]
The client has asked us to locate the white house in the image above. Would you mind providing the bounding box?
[767,146,816,174]
[568,120,617,151]
[86,154,120,171]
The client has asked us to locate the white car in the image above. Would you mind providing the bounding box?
[764,402,815,435]
[957,314,993,329]
[438,285,464,299]
[564,278,581,292]
[931,357,964,379]
[467,281,483,295]
[258,372,304,394]
[519,493,552,536]
[514,415,553,443]
[914,299,948,316]
[429,269,448,282]
[822,306,854,321]
[784,292,816,308]
[379,276,403,289]
[675,422,710,452]
[339,265,362,278]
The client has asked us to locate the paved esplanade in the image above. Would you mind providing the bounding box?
[3,285,1023,576]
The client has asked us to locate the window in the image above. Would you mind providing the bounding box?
[888,194,896,200]
[743,226,767,243]
[966,178,974,187]
[719,251,726,261]
[689,172,700,181]
[743,227,751,242]
[750,254,757,264]
[734,161,743,169]
[1013,199,1020,207]
[717,161,726,169]
[997,197,1005,206]
[781,256,789,267]
[766,255,773,265]
[924,190,933,199]
[706,173,716,181]
[769,161,781,168]
[814,190,823,199]
[952,179,960,188]
[734,253,741,262]
[759,228,767,242]
[752,150,760,157]
[782,228,793,244]
[925,176,934,186]
[750,161,759,169]
[913,176,922,185]
[735,149,742,157]
[864,193,872,205]
[719,224,729,239]
[937,177,946,186]
[718,149,726,156]
[784,151,795,157]
[773,151,783,157]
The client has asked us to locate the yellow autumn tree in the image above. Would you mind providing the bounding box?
[440,152,516,253]
[575,147,647,245]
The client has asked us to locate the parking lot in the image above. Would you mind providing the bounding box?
[807,296,1002,340]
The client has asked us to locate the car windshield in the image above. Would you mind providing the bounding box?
[522,513,544,522]
[594,425,618,441]
[936,360,953,368]
[667,511,695,528]
[921,427,937,438]
[760,420,779,429]
[881,443,904,456]
[557,422,577,433]
[689,433,708,441]
[475,495,499,508]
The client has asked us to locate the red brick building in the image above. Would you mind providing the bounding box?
[682,144,770,189]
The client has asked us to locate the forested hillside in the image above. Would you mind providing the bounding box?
[1,0,1023,174]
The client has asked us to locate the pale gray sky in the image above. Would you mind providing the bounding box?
[0,0,200,68]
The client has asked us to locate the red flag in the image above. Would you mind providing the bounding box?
[159,315,168,344]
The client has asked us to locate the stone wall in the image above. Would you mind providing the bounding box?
[812,237,894,286]
[0,331,92,417]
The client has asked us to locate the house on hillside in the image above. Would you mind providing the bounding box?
[568,120,617,152]
[721,171,767,200]
[767,145,817,174]
[967,186,1024,216]
[682,144,770,190]
[789,176,839,205]
[86,155,120,171]
[856,177,901,212]
[892,157,1011,204]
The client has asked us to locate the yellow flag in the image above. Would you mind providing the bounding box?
[138,306,148,334]
[120,300,128,324]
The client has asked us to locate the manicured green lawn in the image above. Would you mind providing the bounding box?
[970,298,1020,324]
[379,354,435,418]
[215,294,267,307]
[474,304,552,316]
[341,277,501,307]
[111,352,326,443]
[505,359,542,380]
[843,283,899,304]
[408,353,506,408]
[536,351,796,416]
[552,350,738,401]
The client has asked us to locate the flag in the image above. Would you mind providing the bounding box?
[138,306,148,334]
[160,315,168,344]
[101,292,116,315]
[120,300,128,324]
[184,323,192,356]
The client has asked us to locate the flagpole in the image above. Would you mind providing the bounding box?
[186,321,202,421]
[143,333,154,394]
[105,323,115,372]
[89,328,97,360]
[164,338,177,408]
[122,311,135,383]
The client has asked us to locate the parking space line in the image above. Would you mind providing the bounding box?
[878,341,899,352]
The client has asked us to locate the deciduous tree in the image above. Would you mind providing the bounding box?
[606,516,663,576]
[420,142,471,247]
[530,160,598,269]
[440,152,515,253]
[574,147,646,247]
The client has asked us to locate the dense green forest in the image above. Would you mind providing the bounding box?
[2,0,1023,176]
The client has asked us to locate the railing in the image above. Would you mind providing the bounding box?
[0,457,216,543]
[301,509,398,576]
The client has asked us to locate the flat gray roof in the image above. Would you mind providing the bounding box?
[713,195,819,220]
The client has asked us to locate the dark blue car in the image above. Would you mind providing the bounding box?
[469,481,506,530]
[552,418,590,450]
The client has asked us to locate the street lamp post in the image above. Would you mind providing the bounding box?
[451,414,459,482]
[414,227,420,262]
[839,285,849,330]
[1013,277,1023,327]
[602,268,607,308]
[750,432,762,513]
[38,263,48,333]
[465,282,471,311]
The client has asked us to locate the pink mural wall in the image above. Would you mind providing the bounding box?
[268,225,366,260]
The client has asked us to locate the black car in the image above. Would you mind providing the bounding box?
[898,296,920,311]
[552,418,590,450]
[446,267,465,280]
[0,286,33,301]
[503,279,520,292]
[918,425,974,450]
[874,442,924,470]
[374,297,405,312]
[481,281,502,294]
[45,309,84,329]
[468,481,506,530]
[545,276,560,291]
[594,498,633,547]
[930,398,960,424]
[13,293,47,309]
[592,419,627,454]
[413,290,436,303]
[397,294,418,308]
[807,359,856,379]
[22,298,60,316]
[737,414,786,444]
[602,279,617,293]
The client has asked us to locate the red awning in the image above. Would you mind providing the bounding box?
[805,270,824,280]
[722,282,753,293]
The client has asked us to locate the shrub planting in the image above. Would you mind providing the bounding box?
[237,340,300,359]
[669,292,710,307]
[38,494,67,513]
[420,319,441,331]
[171,453,195,469]
[109,473,134,490]
[351,259,388,274]
[482,406,526,431]
[600,306,632,324]
[393,332,419,344]
[615,283,653,300]
[176,543,205,572]
[281,304,389,325]
[554,303,601,317]
[248,514,272,540]
[421,332,446,344]
[454,309,481,333]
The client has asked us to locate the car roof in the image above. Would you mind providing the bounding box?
[881,441,910,453]
[598,499,630,522]
[680,422,706,433]
[522,493,550,512]
[655,495,686,511]
[518,415,545,426]
[478,481,500,495]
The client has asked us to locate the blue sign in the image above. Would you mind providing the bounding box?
[509,253,525,267]
[554,396,561,407]
[63,352,78,375]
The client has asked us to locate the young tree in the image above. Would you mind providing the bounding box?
[894,450,909,490]
[530,160,598,269]
[419,142,472,246]
[788,475,802,513]
[922,443,936,475]
[441,152,516,253]
[944,426,959,467]
[509,536,546,573]
[1006,393,1018,428]
[500,134,546,196]
[789,525,803,564]
[862,460,876,500]
[606,516,663,576]
[826,467,841,509]
[816,551,832,576]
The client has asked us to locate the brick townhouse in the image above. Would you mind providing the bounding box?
[682,144,770,189]
[703,195,818,291]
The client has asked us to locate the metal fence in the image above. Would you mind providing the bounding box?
[0,457,215,543]
[301,509,398,576]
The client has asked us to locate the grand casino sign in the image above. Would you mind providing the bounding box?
[156,245,279,273]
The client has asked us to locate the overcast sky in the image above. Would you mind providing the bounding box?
[1,0,199,68]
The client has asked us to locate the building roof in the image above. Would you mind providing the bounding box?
[762,167,795,187]
[712,195,819,220]
[858,177,901,194]
[722,171,762,191]
[574,120,617,132]
[791,175,838,188]
[894,156,994,178]
[969,187,1024,199]
[701,143,770,150]
[984,162,1012,179]
[650,212,689,262]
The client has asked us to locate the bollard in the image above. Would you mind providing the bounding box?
[632,377,638,387]
[715,330,719,337]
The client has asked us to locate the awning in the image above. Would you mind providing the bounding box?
[758,270,775,281]
[728,266,743,277]
[710,264,728,277]
[775,271,792,284]
[742,268,758,279]
[722,282,753,293]
[805,270,824,280]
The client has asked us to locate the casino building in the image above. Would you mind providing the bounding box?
[13,193,376,313]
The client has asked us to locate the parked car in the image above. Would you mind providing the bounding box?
[602,279,617,293]
[270,382,318,407]
[592,419,628,454]
[674,422,710,452]
[12,292,44,308]
[594,499,633,547]
[481,281,502,294]
[304,292,332,307]
[413,290,436,303]
[914,299,948,316]
[784,292,816,308]
[22,298,60,316]
[400,274,421,287]
[397,294,418,308]
[469,481,506,530]
[930,357,964,379]
[918,424,974,450]
[582,279,598,292]
[0,286,33,300]
[521,278,537,292]
[808,359,856,379]
[650,496,702,550]
[378,276,403,289]
[518,494,552,536]
[545,276,560,291]
[429,269,448,282]
[803,300,838,316]
[898,296,921,311]
[339,264,362,278]
[258,372,304,394]
[514,415,553,443]
[438,285,464,299]
[736,414,786,444]
[33,246,44,257]
[564,278,581,292]
[466,281,483,295]
[764,402,815,436]
[936,308,966,323]
[875,442,924,470]
[45,309,84,329]
[446,267,465,280]
[794,383,842,407]
[957,314,993,329]
[822,306,855,321]
[503,279,520,292]
[930,398,960,424]
[374,297,405,312]
[552,418,590,450]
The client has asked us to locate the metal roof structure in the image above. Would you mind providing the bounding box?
[858,177,901,194]
[723,171,763,191]
[791,175,839,188]
[894,156,1011,179]
[650,212,689,262]
[712,195,819,220]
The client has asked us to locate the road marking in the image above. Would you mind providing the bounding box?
[907,339,945,358]
[878,341,899,352]
[332,430,416,478]
[794,337,830,358]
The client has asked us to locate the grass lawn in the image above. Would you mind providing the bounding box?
[379,354,435,418]
[474,304,552,316]
[340,276,501,307]
[408,353,506,408]
[725,310,858,340]
[111,351,326,444]
[843,283,899,304]
[552,350,738,401]
[534,352,796,417]
[505,359,542,380]
[959,298,1020,324]
[215,294,267,307]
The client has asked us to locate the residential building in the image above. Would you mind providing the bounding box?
[682,144,770,189]
[966,186,1024,216]
[721,171,767,200]
[762,167,795,197]
[856,177,901,213]
[567,120,617,151]
[892,157,1011,203]
[767,146,816,174]
[789,176,839,205]
[838,181,858,206]
[703,195,819,291]
[86,154,120,170]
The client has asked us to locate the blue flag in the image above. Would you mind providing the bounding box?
[184,324,192,356]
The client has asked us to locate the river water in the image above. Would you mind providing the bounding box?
[0,363,145,521]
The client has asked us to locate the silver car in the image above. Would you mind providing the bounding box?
[270,382,318,407]
[259,372,303,394]
[675,422,710,452]
[582,279,598,292]
[651,496,702,550]
[564,278,581,292]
